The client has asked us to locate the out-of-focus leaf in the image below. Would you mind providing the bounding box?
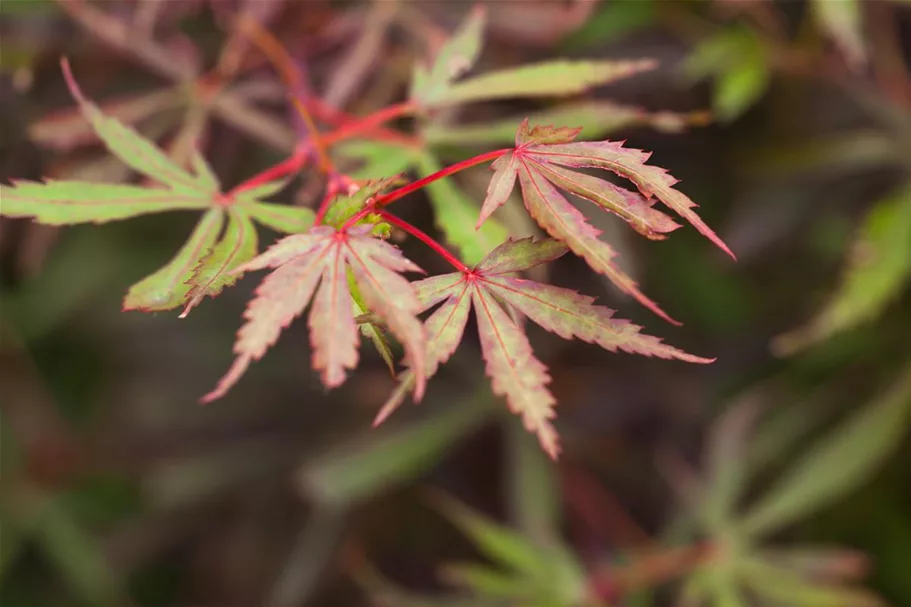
[17,489,123,605]
[0,0,56,16]
[28,87,182,151]
[774,182,911,354]
[704,565,747,607]
[123,209,224,312]
[713,54,769,122]
[417,151,509,266]
[742,131,902,178]
[433,494,550,577]
[748,390,838,473]
[812,0,866,69]
[505,417,560,543]
[741,557,884,606]
[677,572,710,607]
[560,0,655,51]
[703,396,763,529]
[334,140,418,181]
[181,209,258,316]
[412,5,487,106]
[424,101,710,147]
[299,397,492,506]
[740,366,911,538]
[60,60,204,190]
[758,546,870,582]
[684,28,769,121]
[355,564,493,607]
[266,505,348,607]
[439,563,525,598]
[424,58,657,107]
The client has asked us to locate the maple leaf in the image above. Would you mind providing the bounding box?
[409,3,656,109]
[202,224,427,403]
[377,238,714,459]
[479,120,736,324]
[0,61,314,313]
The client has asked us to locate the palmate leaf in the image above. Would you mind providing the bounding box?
[202,225,427,403]
[0,60,314,313]
[479,120,735,324]
[378,238,713,458]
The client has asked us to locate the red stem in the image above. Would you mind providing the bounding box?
[322,100,418,146]
[229,149,308,195]
[376,148,510,207]
[378,211,470,274]
[314,178,347,225]
[306,98,418,147]
[341,148,510,230]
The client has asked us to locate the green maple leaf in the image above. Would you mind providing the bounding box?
[0,62,314,314]
[479,119,736,324]
[410,3,657,109]
[202,224,427,403]
[377,238,713,458]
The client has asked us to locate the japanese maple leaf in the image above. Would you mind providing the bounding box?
[377,238,714,459]
[478,120,736,324]
[202,224,427,403]
[0,62,313,314]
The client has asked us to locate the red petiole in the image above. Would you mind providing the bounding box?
[341,148,510,230]
[228,147,309,196]
[377,211,470,274]
[321,100,418,146]
[374,148,509,207]
[228,86,507,274]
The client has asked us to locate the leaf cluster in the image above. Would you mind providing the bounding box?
[2,4,731,458]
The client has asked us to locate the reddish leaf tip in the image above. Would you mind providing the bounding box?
[631,291,682,326]
[372,401,397,427]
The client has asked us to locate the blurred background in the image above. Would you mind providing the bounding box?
[1,1,910,606]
